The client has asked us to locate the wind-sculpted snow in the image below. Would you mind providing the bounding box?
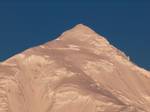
[0,24,150,112]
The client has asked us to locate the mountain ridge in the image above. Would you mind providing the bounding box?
[0,24,150,112]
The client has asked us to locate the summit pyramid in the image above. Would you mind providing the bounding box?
[0,24,150,112]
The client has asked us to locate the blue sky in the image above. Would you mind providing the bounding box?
[0,0,150,70]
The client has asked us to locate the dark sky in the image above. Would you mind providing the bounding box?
[0,0,150,70]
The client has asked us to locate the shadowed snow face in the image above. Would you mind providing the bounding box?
[0,24,150,112]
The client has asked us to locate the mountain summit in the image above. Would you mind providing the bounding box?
[0,24,150,112]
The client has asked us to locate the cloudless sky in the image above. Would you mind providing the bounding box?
[0,0,150,70]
